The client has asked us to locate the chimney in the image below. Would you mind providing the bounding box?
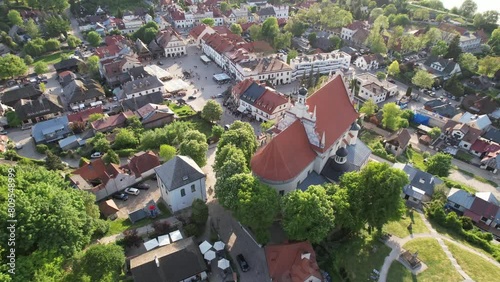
[154,255,159,268]
[419,178,425,184]
[301,252,311,260]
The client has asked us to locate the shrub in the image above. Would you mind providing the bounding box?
[460,216,474,230]
[184,223,202,238]
[123,230,142,248]
[36,144,49,154]
[4,150,21,161]
[191,199,208,226]
[445,211,462,233]
[151,221,172,238]
[92,219,110,238]
[115,148,136,157]
[79,157,89,167]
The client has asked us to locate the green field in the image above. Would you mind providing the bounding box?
[34,51,75,65]
[383,210,429,238]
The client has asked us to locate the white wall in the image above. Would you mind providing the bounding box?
[159,177,206,213]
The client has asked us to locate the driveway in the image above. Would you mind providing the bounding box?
[114,179,161,219]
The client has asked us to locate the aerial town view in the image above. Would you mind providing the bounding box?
[1,0,500,281]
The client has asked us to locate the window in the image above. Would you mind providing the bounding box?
[191,184,196,193]
[453,203,460,209]
[181,189,186,197]
[279,190,285,196]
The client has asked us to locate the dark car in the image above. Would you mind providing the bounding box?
[188,95,196,100]
[157,61,164,65]
[388,79,396,84]
[137,183,150,190]
[113,193,129,201]
[236,254,250,272]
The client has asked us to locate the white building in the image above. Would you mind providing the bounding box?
[273,5,289,19]
[122,76,165,100]
[355,73,398,104]
[155,156,207,213]
[289,50,351,80]
[354,54,382,71]
[122,14,144,34]
[341,21,369,41]
[224,8,253,24]
[234,57,292,85]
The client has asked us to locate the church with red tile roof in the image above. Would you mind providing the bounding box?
[250,75,371,194]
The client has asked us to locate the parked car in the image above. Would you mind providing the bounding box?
[215,93,224,98]
[113,193,129,201]
[91,152,102,158]
[236,254,250,272]
[188,95,196,100]
[157,61,164,65]
[0,130,7,135]
[388,79,396,84]
[124,188,140,195]
[137,183,150,190]
[15,143,23,150]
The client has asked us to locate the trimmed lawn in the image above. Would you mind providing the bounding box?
[359,130,383,148]
[405,148,426,171]
[33,50,74,65]
[166,101,196,117]
[184,115,214,137]
[387,238,461,282]
[105,206,172,236]
[383,209,429,238]
[444,241,500,282]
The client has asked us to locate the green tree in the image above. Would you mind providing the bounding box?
[23,54,33,65]
[426,152,452,177]
[284,18,307,37]
[201,100,223,123]
[487,27,500,55]
[201,18,215,26]
[23,38,46,57]
[392,14,410,26]
[287,49,298,63]
[431,40,449,56]
[445,35,463,60]
[73,244,125,281]
[478,56,500,77]
[67,34,82,48]
[45,151,64,170]
[220,2,230,13]
[308,32,317,45]
[444,74,464,96]
[44,16,70,37]
[281,185,335,243]
[360,99,378,116]
[214,144,248,174]
[217,121,257,165]
[413,8,430,20]
[165,121,193,146]
[87,31,102,47]
[44,38,60,51]
[191,199,208,225]
[39,0,69,12]
[8,10,23,26]
[381,102,402,131]
[90,132,110,153]
[88,113,104,122]
[132,22,159,43]
[179,130,208,167]
[215,172,253,210]
[114,128,139,149]
[424,27,442,47]
[388,60,400,76]
[428,127,442,140]
[459,0,477,18]
[80,55,100,78]
[159,144,176,161]
[260,120,275,132]
[23,18,40,38]
[329,35,342,50]
[273,31,292,49]
[248,24,262,41]
[211,125,224,139]
[0,54,28,79]
[376,71,386,80]
[230,23,242,35]
[261,17,279,43]
[102,149,119,165]
[370,8,384,20]
[436,14,446,22]
[406,86,413,97]
[34,62,49,74]
[412,70,434,89]
[383,4,397,16]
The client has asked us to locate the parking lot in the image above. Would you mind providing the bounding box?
[113,178,161,218]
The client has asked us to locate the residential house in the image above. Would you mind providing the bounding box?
[480,149,500,173]
[149,29,188,58]
[63,79,106,110]
[291,37,311,53]
[350,28,370,47]
[442,120,482,150]
[452,112,491,132]
[58,135,86,150]
[13,94,63,126]
[355,72,398,104]
[67,106,104,124]
[167,6,193,28]
[461,94,498,115]
[438,23,482,52]
[122,91,165,111]
[1,85,42,107]
[135,39,152,60]
[54,58,84,73]
[130,237,208,282]
[95,35,132,60]
[31,116,71,144]
[265,241,323,282]
[257,6,276,22]
[122,76,165,100]
[354,54,383,71]
[422,55,461,81]
[470,138,500,158]
[289,51,351,80]
[121,151,161,179]
[251,75,371,194]
[58,71,78,87]
[341,21,370,41]
[121,13,145,34]
[91,111,135,133]
[234,57,293,85]
[135,103,175,129]
[154,155,207,213]
[101,55,142,87]
[393,163,444,205]
[484,128,500,144]
[224,8,253,25]
[189,24,216,46]
[447,188,476,213]
[385,129,411,156]
[424,99,458,118]
[272,5,289,20]
[464,196,500,237]
[232,79,290,122]
[98,199,120,220]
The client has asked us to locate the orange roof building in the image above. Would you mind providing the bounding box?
[265,241,323,282]
[251,75,370,193]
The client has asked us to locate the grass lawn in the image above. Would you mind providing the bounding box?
[166,101,196,117]
[405,148,426,171]
[387,238,462,282]
[455,150,474,163]
[383,209,429,238]
[33,50,74,65]
[444,241,500,282]
[105,205,172,236]
[323,232,391,281]
[359,130,383,148]
[184,115,214,137]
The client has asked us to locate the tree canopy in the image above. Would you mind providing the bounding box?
[230,23,242,35]
[179,130,208,167]
[216,121,257,165]
[70,244,125,281]
[426,153,452,177]
[412,70,434,89]
[0,54,28,79]
[381,102,404,131]
[201,18,215,26]
[387,60,400,76]
[458,53,478,72]
[360,99,378,116]
[159,144,176,161]
[201,100,223,123]
[86,31,102,47]
[478,56,500,77]
[8,10,23,26]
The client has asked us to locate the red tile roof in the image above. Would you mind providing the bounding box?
[95,45,121,58]
[265,241,322,282]
[67,106,104,123]
[121,151,160,177]
[346,20,367,30]
[72,158,124,186]
[213,26,231,35]
[467,197,499,222]
[253,89,288,115]
[232,78,255,98]
[91,111,135,132]
[189,24,209,39]
[251,120,317,182]
[240,22,256,32]
[438,22,468,35]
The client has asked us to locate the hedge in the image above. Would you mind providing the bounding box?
[115,148,137,157]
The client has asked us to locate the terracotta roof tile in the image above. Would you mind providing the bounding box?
[67,106,104,123]
[253,89,289,115]
[122,151,160,177]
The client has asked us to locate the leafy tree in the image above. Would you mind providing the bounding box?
[436,14,445,22]
[248,24,262,41]
[73,244,125,281]
[90,132,110,153]
[179,130,208,167]
[159,144,176,161]
[392,14,410,26]
[370,8,384,20]
[412,70,434,89]
[114,128,139,149]
[87,31,102,47]
[201,18,215,26]
[287,49,298,63]
[360,99,378,116]
[217,121,257,165]
[132,21,159,43]
[220,2,230,13]
[211,125,224,139]
[201,100,223,123]
[88,113,104,122]
[34,62,49,74]
[383,4,397,16]
[284,18,307,37]
[388,60,400,76]
[8,10,23,26]
[191,199,209,225]
[230,23,242,35]
[308,32,317,45]
[281,185,335,243]
[39,0,69,12]
[273,31,292,50]
[329,35,342,50]
[44,16,70,37]
[376,71,386,80]
[424,27,442,47]
[382,102,402,131]
[412,8,430,21]
[431,40,449,56]
[24,38,46,57]
[45,151,64,170]
[478,56,500,77]
[102,149,119,165]
[444,74,464,96]
[165,121,193,146]
[44,38,60,51]
[214,144,248,174]
[23,18,40,38]
[406,86,413,97]
[260,120,275,132]
[261,17,279,43]
[215,172,253,210]
[428,127,442,140]
[445,35,462,60]
[459,0,477,18]
[426,152,452,177]
[67,34,82,48]
[0,54,28,79]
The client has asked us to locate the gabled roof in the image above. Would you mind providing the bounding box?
[461,94,498,115]
[265,241,322,282]
[67,106,103,123]
[424,55,460,76]
[123,76,164,96]
[1,85,42,107]
[386,128,411,149]
[72,158,123,186]
[91,111,134,131]
[467,197,499,221]
[31,116,70,143]
[470,139,500,154]
[122,151,160,177]
[63,79,105,105]
[54,58,83,72]
[345,20,368,30]
[154,155,205,191]
[99,199,119,217]
[239,81,266,105]
[257,6,276,16]
[253,88,289,115]
[476,192,499,206]
[394,163,443,197]
[453,112,491,131]
[14,94,63,121]
[189,24,213,39]
[447,188,475,209]
[484,128,500,144]
[122,91,164,111]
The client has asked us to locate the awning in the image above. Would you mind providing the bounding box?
[237,105,246,113]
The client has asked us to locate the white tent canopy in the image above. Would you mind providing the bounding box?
[213,241,225,251]
[157,235,171,246]
[199,240,212,254]
[144,238,159,251]
[204,250,216,261]
[218,258,230,270]
[169,230,183,242]
[164,79,189,93]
